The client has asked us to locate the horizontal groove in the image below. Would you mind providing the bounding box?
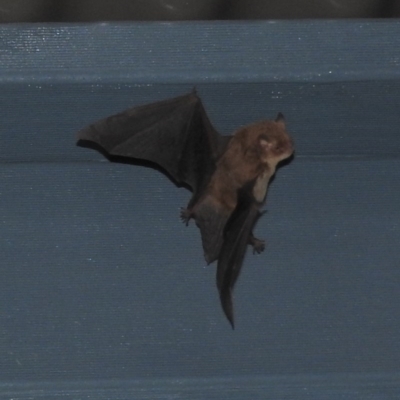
[1,154,400,166]
[1,372,399,397]
[1,71,400,85]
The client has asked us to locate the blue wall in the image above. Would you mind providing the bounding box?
[1,22,399,398]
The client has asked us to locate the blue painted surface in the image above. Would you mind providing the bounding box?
[1,22,400,84]
[1,22,400,398]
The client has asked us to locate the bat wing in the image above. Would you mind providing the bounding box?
[77,90,227,194]
[216,187,260,328]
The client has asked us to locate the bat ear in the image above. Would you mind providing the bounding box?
[275,112,285,127]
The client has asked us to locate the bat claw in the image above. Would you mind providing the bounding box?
[180,207,192,226]
[249,236,266,254]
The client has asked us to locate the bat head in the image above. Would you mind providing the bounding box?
[238,114,294,169]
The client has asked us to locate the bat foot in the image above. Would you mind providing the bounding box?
[180,207,193,226]
[249,235,266,254]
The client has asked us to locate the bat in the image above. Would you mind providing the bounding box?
[77,89,294,328]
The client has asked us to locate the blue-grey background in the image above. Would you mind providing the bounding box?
[1,22,400,398]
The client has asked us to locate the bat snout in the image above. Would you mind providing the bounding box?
[276,136,294,156]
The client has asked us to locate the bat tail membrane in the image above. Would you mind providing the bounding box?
[193,196,231,264]
[219,287,235,329]
[217,184,260,328]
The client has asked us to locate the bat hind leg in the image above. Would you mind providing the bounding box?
[249,233,266,254]
[180,207,193,226]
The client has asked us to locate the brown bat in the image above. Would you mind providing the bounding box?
[77,89,294,328]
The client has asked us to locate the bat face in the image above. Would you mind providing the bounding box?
[258,127,294,166]
[233,115,293,171]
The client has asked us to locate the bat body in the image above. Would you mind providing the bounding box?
[77,90,294,328]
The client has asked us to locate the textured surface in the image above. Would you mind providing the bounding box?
[1,22,400,398]
[1,22,400,83]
